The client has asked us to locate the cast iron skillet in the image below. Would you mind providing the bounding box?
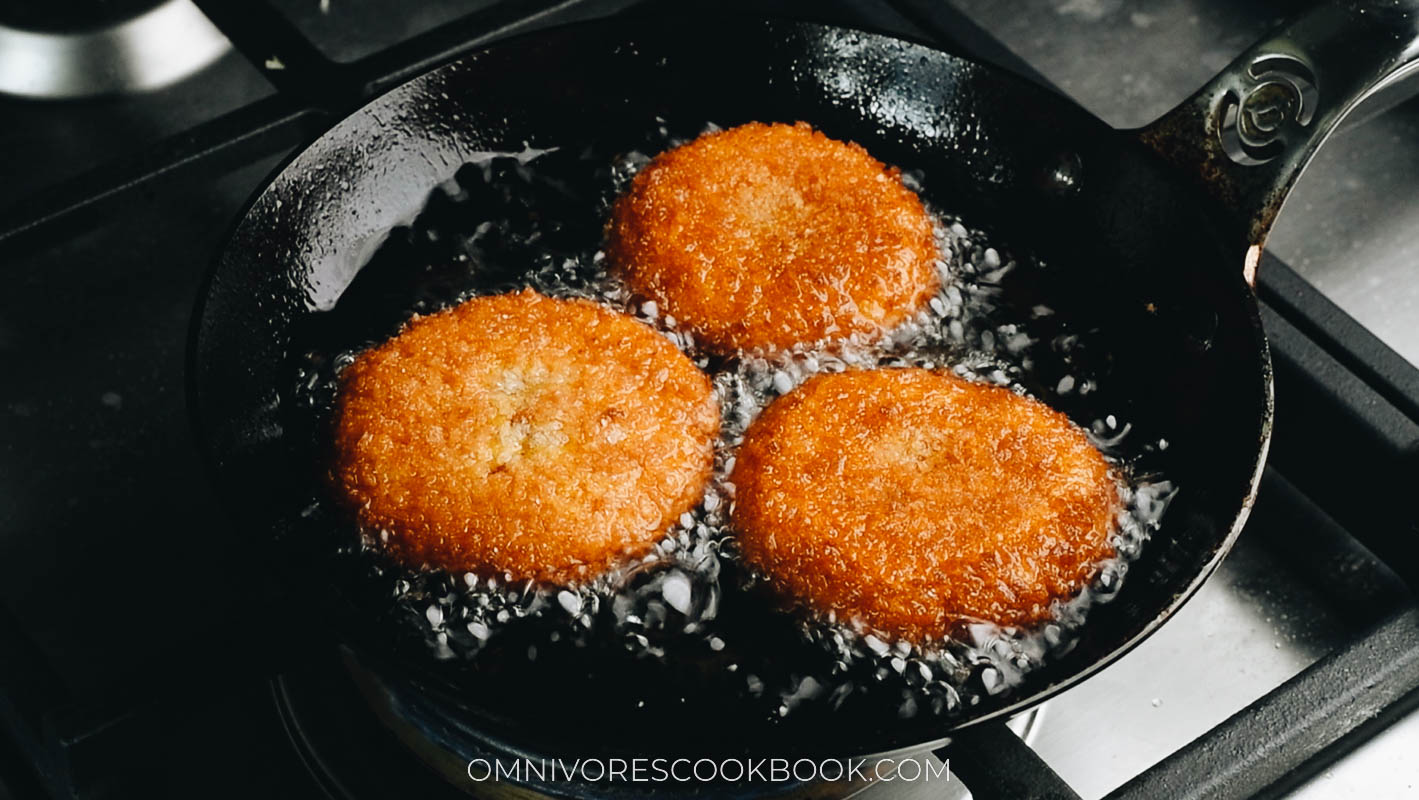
[190,0,1419,769]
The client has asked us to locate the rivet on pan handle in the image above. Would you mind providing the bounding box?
[1135,0,1419,284]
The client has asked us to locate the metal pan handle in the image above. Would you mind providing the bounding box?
[1136,0,1419,283]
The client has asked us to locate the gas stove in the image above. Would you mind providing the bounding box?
[2,1,1418,798]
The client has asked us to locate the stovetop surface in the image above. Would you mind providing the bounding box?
[2,1,1419,798]
[0,50,274,212]
[953,0,1419,372]
[264,0,504,62]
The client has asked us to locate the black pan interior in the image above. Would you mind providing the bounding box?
[190,16,1270,760]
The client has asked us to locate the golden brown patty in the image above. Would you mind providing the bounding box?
[607,122,941,354]
[730,368,1117,639]
[331,289,720,583]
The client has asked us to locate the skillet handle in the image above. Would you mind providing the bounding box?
[1135,0,1419,282]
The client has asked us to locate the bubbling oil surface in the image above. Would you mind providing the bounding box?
[291,120,1177,725]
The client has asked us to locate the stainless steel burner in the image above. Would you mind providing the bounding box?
[0,0,231,98]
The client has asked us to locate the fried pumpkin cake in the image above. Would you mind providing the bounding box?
[331,289,720,583]
[607,122,940,354]
[730,368,1118,639]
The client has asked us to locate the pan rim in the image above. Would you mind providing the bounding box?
[186,11,1277,762]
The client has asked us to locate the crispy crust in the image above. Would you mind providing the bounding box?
[607,122,940,354]
[730,368,1117,639]
[331,289,720,583]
